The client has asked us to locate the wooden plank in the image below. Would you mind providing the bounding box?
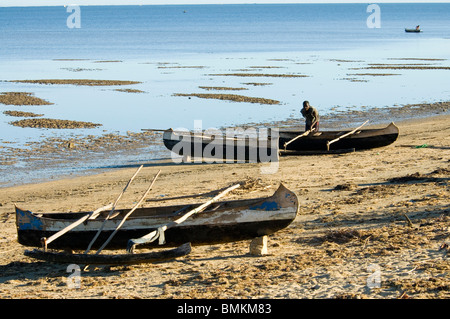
[83,165,144,253]
[24,242,191,265]
[283,129,312,150]
[93,170,161,254]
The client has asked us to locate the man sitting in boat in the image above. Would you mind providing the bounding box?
[301,100,320,132]
[416,25,420,31]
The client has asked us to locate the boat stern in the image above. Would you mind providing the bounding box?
[15,206,44,231]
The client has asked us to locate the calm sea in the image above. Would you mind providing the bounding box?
[1,3,450,60]
[0,3,449,186]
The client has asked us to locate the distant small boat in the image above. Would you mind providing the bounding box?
[405,28,421,33]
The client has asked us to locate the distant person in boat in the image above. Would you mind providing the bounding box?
[416,25,420,31]
[301,100,319,132]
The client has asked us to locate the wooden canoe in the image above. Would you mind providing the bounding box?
[279,122,399,152]
[162,129,279,163]
[24,242,191,265]
[15,184,298,251]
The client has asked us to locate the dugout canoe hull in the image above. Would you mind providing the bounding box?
[279,122,399,152]
[15,184,298,250]
[162,129,279,163]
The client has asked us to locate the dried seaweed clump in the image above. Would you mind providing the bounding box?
[230,177,271,195]
[10,118,102,129]
[389,168,450,183]
[10,79,141,86]
[209,73,307,78]
[0,92,53,105]
[199,86,248,91]
[334,183,358,191]
[322,228,362,244]
[173,93,279,105]
[114,89,146,93]
[3,110,43,118]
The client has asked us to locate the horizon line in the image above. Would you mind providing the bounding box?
[2,1,450,8]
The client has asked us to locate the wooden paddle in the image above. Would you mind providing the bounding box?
[283,129,312,150]
[126,183,241,253]
[326,120,369,151]
[40,165,145,251]
[83,165,145,254]
[93,169,162,255]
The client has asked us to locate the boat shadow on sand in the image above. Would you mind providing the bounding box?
[0,246,273,283]
[0,258,129,282]
[94,158,253,171]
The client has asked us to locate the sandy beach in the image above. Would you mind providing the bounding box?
[0,113,448,300]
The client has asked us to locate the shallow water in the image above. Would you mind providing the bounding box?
[2,45,449,139]
[1,3,449,187]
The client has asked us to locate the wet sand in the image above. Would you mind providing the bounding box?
[0,113,449,299]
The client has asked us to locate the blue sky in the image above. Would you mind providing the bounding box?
[1,0,449,6]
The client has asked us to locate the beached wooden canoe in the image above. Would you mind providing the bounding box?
[162,123,398,158]
[279,122,399,153]
[162,129,279,163]
[15,184,298,251]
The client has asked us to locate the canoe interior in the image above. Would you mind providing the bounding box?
[18,188,289,221]
[279,123,399,151]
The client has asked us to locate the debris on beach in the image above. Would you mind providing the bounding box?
[334,183,358,191]
[388,168,450,184]
[237,176,268,190]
